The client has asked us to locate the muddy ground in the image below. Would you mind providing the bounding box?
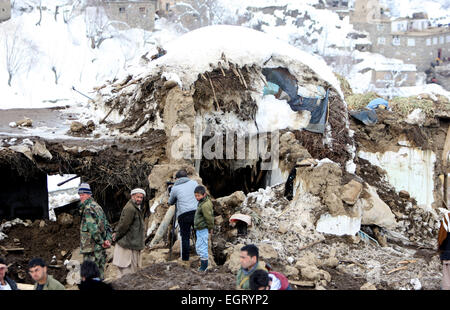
[0,217,80,285]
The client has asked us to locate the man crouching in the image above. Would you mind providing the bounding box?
[112,188,146,277]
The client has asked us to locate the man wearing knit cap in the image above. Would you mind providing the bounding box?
[78,183,112,279]
[112,188,146,277]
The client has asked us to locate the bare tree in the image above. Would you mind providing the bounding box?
[3,25,37,87]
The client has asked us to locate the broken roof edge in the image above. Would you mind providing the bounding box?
[137,25,345,101]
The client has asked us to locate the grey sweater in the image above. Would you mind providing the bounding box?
[168,177,199,218]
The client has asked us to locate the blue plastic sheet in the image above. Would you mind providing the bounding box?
[367,98,389,110]
[350,109,378,126]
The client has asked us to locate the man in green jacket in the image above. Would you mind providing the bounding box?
[78,183,112,280]
[194,185,214,272]
[28,258,65,290]
[236,244,267,290]
[112,188,146,277]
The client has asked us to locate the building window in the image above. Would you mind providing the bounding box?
[139,7,146,14]
[119,7,125,13]
[392,36,401,46]
[166,3,170,11]
[447,35,450,43]
[433,37,438,45]
[377,37,386,45]
[440,36,444,44]
[426,38,431,46]
[407,38,415,46]
[377,24,384,31]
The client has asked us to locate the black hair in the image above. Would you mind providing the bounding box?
[175,169,188,179]
[249,269,270,290]
[0,257,6,265]
[194,185,206,195]
[80,260,100,279]
[28,258,46,269]
[241,244,259,260]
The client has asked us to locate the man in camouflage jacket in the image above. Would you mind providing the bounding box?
[78,183,112,279]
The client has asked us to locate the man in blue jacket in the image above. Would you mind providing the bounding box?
[168,169,199,264]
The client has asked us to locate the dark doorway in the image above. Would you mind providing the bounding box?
[199,159,268,198]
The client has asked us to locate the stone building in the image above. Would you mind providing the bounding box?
[102,0,157,30]
[350,0,450,72]
[0,0,11,22]
[157,0,177,15]
[371,62,417,88]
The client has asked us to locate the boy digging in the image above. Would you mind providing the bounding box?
[194,185,214,272]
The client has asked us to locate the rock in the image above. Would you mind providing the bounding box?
[39,220,46,228]
[57,213,73,227]
[283,265,299,278]
[86,120,95,132]
[300,265,330,282]
[61,250,67,257]
[315,285,326,290]
[405,109,426,126]
[217,191,246,209]
[164,80,178,90]
[278,222,289,234]
[9,145,33,161]
[360,282,377,290]
[223,244,244,273]
[141,248,170,267]
[399,190,410,199]
[215,216,224,226]
[13,238,20,243]
[258,243,278,260]
[32,141,52,160]
[172,239,181,255]
[340,180,363,205]
[357,184,397,229]
[16,118,33,127]
[70,121,84,133]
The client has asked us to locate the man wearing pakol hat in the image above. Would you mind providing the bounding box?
[112,188,146,277]
[78,183,112,279]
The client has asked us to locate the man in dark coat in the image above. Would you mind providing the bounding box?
[112,188,146,277]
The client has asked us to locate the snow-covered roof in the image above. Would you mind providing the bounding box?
[141,25,343,97]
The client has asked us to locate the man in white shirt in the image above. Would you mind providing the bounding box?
[0,257,18,290]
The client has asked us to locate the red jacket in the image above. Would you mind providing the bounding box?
[270,271,290,290]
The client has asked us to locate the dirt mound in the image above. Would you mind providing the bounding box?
[0,217,80,285]
[111,262,236,290]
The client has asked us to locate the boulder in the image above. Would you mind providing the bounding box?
[57,213,73,227]
[258,243,278,260]
[340,180,363,205]
[283,265,299,278]
[399,190,410,199]
[32,141,52,160]
[223,244,244,273]
[357,185,397,229]
[16,118,33,127]
[216,191,246,209]
[70,121,84,133]
[300,265,331,282]
[9,145,33,161]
